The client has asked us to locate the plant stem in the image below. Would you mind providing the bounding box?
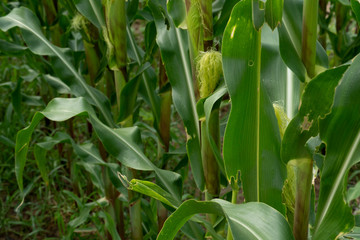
[201,102,220,197]
[128,169,143,240]
[301,0,319,79]
[157,56,171,229]
[334,2,347,66]
[185,0,203,99]
[200,0,213,50]
[159,56,172,152]
[114,196,125,239]
[318,0,327,49]
[105,0,127,118]
[83,41,100,86]
[226,189,238,240]
[201,102,221,225]
[292,158,313,240]
[157,201,167,231]
[114,70,126,118]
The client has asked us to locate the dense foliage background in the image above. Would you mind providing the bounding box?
[1,0,360,239]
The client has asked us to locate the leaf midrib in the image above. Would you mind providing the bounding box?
[174,27,200,139]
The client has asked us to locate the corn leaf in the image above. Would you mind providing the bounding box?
[281,65,349,163]
[15,97,182,201]
[74,0,105,29]
[351,0,360,24]
[261,25,299,118]
[148,0,205,190]
[265,0,283,30]
[313,55,360,239]
[203,83,227,174]
[222,0,285,212]
[157,199,294,240]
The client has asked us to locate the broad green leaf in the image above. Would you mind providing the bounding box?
[148,0,205,190]
[43,74,71,94]
[213,0,240,36]
[167,0,187,28]
[0,7,114,126]
[278,0,328,82]
[313,55,360,239]
[15,97,182,201]
[351,0,360,24]
[281,65,349,163]
[203,83,227,174]
[126,0,139,21]
[119,175,179,208]
[157,199,294,240]
[280,65,348,239]
[74,0,105,29]
[252,0,265,30]
[261,25,300,118]
[265,0,283,30]
[222,0,285,212]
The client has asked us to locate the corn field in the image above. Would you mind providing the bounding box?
[1,0,360,239]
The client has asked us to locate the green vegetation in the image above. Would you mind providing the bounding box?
[1,0,360,239]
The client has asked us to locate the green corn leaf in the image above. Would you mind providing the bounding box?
[167,0,187,28]
[222,0,285,212]
[280,65,349,239]
[261,25,300,119]
[213,0,241,37]
[15,97,182,201]
[281,65,349,163]
[313,54,360,239]
[119,175,180,208]
[0,7,114,126]
[351,0,360,24]
[43,74,72,94]
[203,83,227,174]
[148,0,205,190]
[157,199,294,240]
[252,0,265,30]
[265,0,283,30]
[74,0,105,29]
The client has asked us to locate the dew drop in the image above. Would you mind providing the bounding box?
[248,60,254,66]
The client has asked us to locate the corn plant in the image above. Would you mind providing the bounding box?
[1,0,360,239]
